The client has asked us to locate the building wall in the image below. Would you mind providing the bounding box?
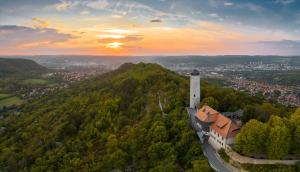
[190,75,200,109]
[209,128,226,150]
[226,137,234,146]
[195,117,210,133]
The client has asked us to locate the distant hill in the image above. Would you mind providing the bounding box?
[0,58,49,77]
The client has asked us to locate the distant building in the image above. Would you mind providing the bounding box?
[195,105,240,150]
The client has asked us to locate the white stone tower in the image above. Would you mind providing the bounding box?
[190,70,200,109]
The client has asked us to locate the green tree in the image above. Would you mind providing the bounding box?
[290,108,300,155]
[147,142,177,166]
[260,103,281,120]
[200,97,219,110]
[290,108,300,127]
[148,121,168,143]
[267,126,291,159]
[186,159,212,172]
[268,115,285,128]
[234,119,269,155]
[149,162,177,172]
[242,104,257,124]
[107,149,128,170]
[106,134,118,153]
[292,125,300,155]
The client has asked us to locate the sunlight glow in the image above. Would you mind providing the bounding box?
[98,34,125,39]
[106,42,123,48]
[102,28,137,34]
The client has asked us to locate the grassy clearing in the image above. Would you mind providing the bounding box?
[0,96,23,108]
[22,79,49,85]
[0,93,11,99]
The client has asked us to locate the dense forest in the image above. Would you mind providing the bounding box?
[0,63,213,171]
[235,108,300,160]
[0,62,295,171]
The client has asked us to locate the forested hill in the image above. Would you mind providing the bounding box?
[0,58,49,77]
[0,62,287,171]
[0,63,213,171]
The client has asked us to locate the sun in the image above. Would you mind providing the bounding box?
[106,42,123,49]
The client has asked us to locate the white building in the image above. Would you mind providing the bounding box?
[195,105,240,150]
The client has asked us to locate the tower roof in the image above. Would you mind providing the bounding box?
[191,69,199,76]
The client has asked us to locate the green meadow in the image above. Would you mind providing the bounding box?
[0,93,11,99]
[0,96,23,108]
[22,79,49,85]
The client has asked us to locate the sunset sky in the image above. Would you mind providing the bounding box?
[1,0,300,56]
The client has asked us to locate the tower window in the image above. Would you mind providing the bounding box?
[194,94,195,97]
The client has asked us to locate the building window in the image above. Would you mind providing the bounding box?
[194,94,196,97]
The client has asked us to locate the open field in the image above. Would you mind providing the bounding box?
[0,93,11,99]
[0,96,23,108]
[22,79,49,85]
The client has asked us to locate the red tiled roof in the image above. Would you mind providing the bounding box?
[210,114,240,138]
[196,105,240,138]
[196,105,219,123]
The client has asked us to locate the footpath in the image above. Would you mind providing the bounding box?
[226,148,300,165]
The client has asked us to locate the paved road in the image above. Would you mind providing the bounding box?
[187,108,233,172]
[203,141,232,172]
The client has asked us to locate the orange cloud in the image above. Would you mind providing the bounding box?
[1,17,297,56]
[31,18,51,28]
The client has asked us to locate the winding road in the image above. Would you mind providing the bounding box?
[187,108,234,172]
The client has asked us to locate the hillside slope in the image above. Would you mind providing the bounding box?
[0,63,212,171]
[0,58,49,77]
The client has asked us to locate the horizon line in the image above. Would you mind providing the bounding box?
[1,54,300,58]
